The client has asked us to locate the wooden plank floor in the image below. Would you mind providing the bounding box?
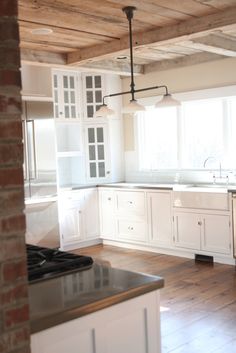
[75,245,236,353]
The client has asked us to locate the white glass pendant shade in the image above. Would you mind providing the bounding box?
[123,99,146,113]
[94,104,115,117]
[155,94,181,108]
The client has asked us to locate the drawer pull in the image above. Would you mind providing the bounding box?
[108,197,111,201]
[128,201,133,204]
[197,221,202,226]
[128,226,134,230]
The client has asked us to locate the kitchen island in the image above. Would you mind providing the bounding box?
[29,262,164,353]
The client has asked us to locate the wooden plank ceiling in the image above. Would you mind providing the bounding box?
[19,0,236,75]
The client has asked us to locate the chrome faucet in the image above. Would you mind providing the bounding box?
[203,157,228,184]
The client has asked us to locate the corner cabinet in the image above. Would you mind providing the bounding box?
[58,188,100,251]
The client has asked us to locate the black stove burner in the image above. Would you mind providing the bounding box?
[27,244,93,283]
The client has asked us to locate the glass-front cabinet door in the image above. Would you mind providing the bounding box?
[82,74,104,119]
[85,124,110,181]
[52,70,81,120]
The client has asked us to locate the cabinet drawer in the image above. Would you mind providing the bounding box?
[115,191,145,217]
[117,220,147,242]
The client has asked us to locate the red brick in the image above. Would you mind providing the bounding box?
[0,0,18,16]
[0,237,26,262]
[2,258,27,283]
[0,143,23,165]
[0,48,21,69]
[0,120,22,139]
[1,283,28,306]
[4,304,29,329]
[0,70,21,86]
[0,167,24,187]
[0,21,19,42]
[0,190,24,214]
[0,214,26,234]
[0,95,21,113]
[0,326,30,353]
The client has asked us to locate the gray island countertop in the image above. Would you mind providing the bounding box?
[29,262,164,334]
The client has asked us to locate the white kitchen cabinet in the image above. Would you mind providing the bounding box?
[31,290,161,353]
[173,210,232,255]
[52,70,81,120]
[174,211,201,250]
[147,191,172,247]
[115,190,148,243]
[59,188,100,250]
[99,188,116,239]
[82,73,104,120]
[201,214,231,254]
[85,124,110,182]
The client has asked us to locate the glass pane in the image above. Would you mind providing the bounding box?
[88,128,95,143]
[182,99,223,169]
[64,91,69,103]
[95,90,102,103]
[98,162,105,177]
[90,162,96,178]
[63,76,68,88]
[95,76,101,88]
[69,76,74,89]
[86,91,93,104]
[71,106,76,118]
[97,145,104,160]
[70,91,75,104]
[64,105,70,118]
[86,76,93,89]
[54,90,58,103]
[55,105,59,118]
[97,127,104,142]
[87,106,94,118]
[138,107,178,170]
[53,75,57,88]
[89,145,96,160]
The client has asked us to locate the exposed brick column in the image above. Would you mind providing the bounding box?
[0,1,30,353]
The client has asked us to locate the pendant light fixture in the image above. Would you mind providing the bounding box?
[95,6,181,117]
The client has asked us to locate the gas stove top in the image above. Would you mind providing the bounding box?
[27,244,93,283]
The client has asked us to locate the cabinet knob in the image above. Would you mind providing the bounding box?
[59,112,63,115]
[128,201,133,204]
[108,197,111,201]
[198,221,202,226]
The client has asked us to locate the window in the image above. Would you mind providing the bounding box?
[138,95,236,171]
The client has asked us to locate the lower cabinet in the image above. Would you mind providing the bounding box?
[58,188,100,250]
[173,210,232,255]
[147,191,172,247]
[99,188,116,239]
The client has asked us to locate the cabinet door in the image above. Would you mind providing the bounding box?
[148,192,172,247]
[85,125,110,181]
[201,214,231,254]
[59,199,83,244]
[99,189,116,239]
[83,188,99,239]
[174,212,200,250]
[53,71,81,120]
[82,74,104,119]
[115,191,146,218]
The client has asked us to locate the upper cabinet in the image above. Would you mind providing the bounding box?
[82,73,104,120]
[52,70,81,120]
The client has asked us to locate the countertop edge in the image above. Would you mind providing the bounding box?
[30,278,164,334]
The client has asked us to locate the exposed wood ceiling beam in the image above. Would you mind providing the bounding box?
[20,49,143,75]
[67,6,236,65]
[190,34,236,57]
[144,52,225,74]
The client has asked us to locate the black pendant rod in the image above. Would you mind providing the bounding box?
[122,6,136,101]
